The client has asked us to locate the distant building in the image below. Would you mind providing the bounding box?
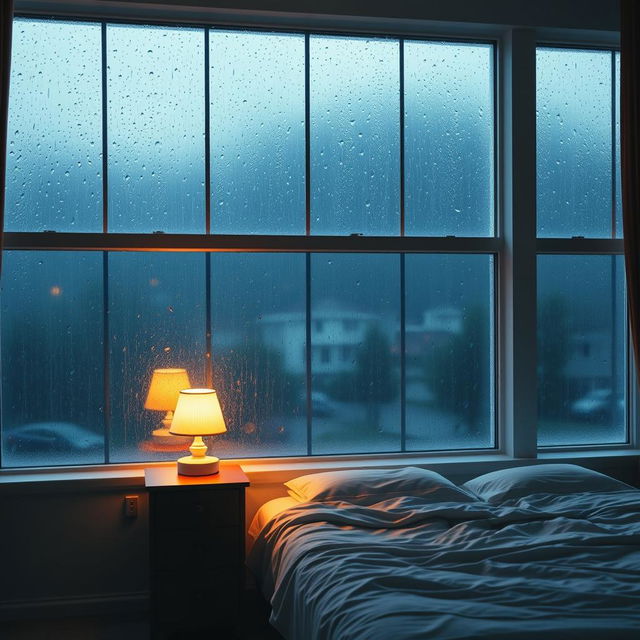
[564,330,620,396]
[402,307,464,402]
[259,299,380,376]
[403,306,463,358]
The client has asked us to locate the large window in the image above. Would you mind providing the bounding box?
[537,47,627,447]
[1,19,496,467]
[1,20,631,468]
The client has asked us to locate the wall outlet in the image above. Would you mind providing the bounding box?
[124,495,138,518]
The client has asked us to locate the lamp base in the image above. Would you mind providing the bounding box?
[176,455,220,476]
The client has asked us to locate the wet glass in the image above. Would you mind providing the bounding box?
[537,255,626,446]
[404,254,495,450]
[6,19,102,232]
[310,254,401,454]
[210,30,305,234]
[210,253,306,457]
[404,41,494,237]
[310,36,400,235]
[537,48,613,238]
[107,25,205,233]
[1,252,104,467]
[109,253,207,462]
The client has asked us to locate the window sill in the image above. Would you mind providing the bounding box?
[0,466,146,494]
[1,449,638,493]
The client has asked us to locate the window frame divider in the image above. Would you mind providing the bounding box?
[100,23,110,464]
[536,238,625,254]
[2,232,502,254]
[500,28,538,459]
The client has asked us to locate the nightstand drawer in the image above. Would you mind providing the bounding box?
[153,526,241,571]
[154,569,240,623]
[152,489,241,530]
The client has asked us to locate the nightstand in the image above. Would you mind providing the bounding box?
[145,464,250,639]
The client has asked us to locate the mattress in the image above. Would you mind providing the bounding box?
[248,489,640,640]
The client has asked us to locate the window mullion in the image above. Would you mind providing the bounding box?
[204,30,213,389]
[205,27,211,235]
[399,38,406,451]
[501,28,538,458]
[306,253,312,455]
[102,252,111,464]
[101,23,110,464]
[305,33,311,237]
[399,38,405,238]
[400,253,406,452]
[611,51,617,239]
[101,21,108,234]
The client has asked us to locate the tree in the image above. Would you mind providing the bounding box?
[212,336,299,442]
[351,325,397,430]
[537,295,570,418]
[423,306,488,434]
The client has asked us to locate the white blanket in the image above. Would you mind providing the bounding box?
[247,490,640,640]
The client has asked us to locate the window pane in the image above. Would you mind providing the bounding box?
[537,48,612,238]
[1,252,104,467]
[109,253,206,462]
[210,31,305,234]
[6,19,102,232]
[310,36,400,235]
[211,254,306,457]
[405,255,494,449]
[107,25,205,233]
[405,42,494,237]
[311,254,400,454]
[537,255,626,446]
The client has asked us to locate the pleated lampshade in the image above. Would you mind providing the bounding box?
[169,388,227,437]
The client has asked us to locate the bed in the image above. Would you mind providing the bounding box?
[247,464,640,640]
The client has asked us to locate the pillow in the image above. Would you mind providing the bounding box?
[462,463,633,505]
[284,466,476,505]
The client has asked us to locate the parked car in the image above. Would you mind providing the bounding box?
[4,422,103,455]
[298,391,337,417]
[570,389,624,420]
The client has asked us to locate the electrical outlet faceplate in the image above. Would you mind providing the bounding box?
[124,495,139,518]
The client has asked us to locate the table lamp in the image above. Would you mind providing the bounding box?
[169,388,227,475]
[144,368,191,442]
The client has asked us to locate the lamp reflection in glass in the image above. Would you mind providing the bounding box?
[169,388,227,476]
[144,368,191,444]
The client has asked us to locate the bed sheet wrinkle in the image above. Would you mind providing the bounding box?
[248,489,640,640]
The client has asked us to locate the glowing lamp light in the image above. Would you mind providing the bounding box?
[170,388,227,476]
[144,368,191,441]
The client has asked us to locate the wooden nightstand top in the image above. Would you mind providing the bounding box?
[144,463,249,489]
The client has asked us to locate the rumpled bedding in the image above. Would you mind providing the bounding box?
[247,490,640,640]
